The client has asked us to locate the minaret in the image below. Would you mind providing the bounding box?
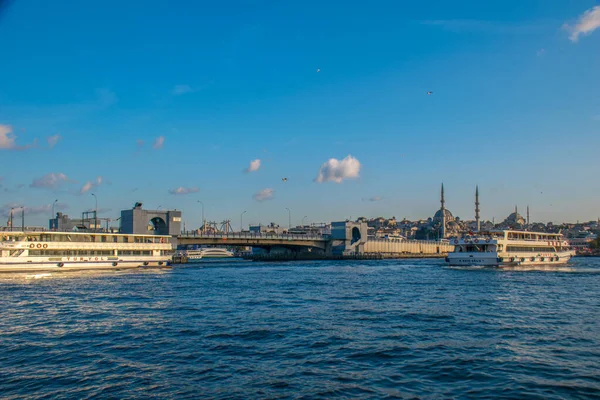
[440,183,446,238]
[527,205,530,226]
[475,185,480,232]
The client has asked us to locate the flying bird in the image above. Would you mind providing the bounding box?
[316,68,320,73]
[282,178,288,182]
[426,91,433,95]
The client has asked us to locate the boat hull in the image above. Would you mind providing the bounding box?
[0,258,171,273]
[447,252,574,267]
[446,253,499,267]
[184,256,204,262]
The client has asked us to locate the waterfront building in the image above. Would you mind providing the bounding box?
[249,222,285,235]
[120,202,181,236]
[49,212,115,232]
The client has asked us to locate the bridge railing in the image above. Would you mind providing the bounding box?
[179,231,329,241]
[367,238,453,246]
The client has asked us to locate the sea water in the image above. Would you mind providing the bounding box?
[1,258,599,399]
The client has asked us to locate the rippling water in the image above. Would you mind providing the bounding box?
[1,258,600,399]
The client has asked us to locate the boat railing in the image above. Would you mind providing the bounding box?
[506,237,564,242]
[0,227,47,232]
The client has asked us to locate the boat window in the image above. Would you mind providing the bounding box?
[123,236,129,243]
[462,245,493,252]
[506,245,556,252]
[101,236,107,243]
[113,236,118,243]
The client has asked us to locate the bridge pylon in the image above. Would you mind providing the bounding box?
[219,220,233,234]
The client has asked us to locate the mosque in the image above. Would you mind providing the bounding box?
[433,184,530,238]
[501,205,528,228]
[432,183,464,238]
[362,184,534,240]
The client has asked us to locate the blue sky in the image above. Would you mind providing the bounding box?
[1,0,599,228]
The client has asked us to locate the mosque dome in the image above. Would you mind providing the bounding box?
[504,210,526,226]
[433,208,454,224]
[447,220,461,232]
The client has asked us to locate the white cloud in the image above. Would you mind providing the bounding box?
[314,155,361,183]
[47,134,62,148]
[80,182,93,194]
[0,125,16,149]
[368,196,383,202]
[536,48,545,56]
[1,202,68,218]
[80,176,104,194]
[172,85,194,95]
[0,124,37,151]
[85,207,112,214]
[253,188,275,201]
[172,82,213,96]
[593,115,600,121]
[168,186,199,195]
[136,139,144,148]
[29,173,72,190]
[245,159,261,173]
[153,136,165,149]
[565,6,600,42]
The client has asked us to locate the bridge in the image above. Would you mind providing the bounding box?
[177,229,454,256]
[177,231,329,252]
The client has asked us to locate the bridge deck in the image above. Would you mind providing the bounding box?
[177,232,329,250]
[179,232,328,241]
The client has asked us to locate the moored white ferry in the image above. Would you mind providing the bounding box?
[446,230,575,267]
[0,231,172,272]
[201,247,234,258]
[175,247,235,262]
[175,249,204,262]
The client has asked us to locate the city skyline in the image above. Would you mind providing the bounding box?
[1,1,599,227]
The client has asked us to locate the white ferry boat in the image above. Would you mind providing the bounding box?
[446,230,575,267]
[175,249,204,262]
[175,247,235,262]
[0,231,172,272]
[200,248,234,258]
